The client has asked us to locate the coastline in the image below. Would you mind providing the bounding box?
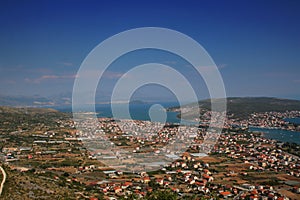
[249,126,300,145]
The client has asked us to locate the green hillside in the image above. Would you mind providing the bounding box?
[0,106,70,133]
[171,97,300,119]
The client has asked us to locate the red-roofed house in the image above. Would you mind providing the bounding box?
[220,191,232,198]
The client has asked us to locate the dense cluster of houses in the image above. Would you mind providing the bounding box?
[226,111,300,131]
[1,110,300,199]
[63,125,299,199]
[215,132,300,178]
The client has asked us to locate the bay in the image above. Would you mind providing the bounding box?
[52,102,183,124]
[249,126,300,144]
[284,117,300,125]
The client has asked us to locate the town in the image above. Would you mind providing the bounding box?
[0,106,300,199]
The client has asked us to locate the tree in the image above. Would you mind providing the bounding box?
[63,172,69,177]
[145,190,178,200]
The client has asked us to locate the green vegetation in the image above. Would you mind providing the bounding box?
[144,189,178,200]
[0,106,70,133]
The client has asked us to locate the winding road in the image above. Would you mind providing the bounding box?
[0,166,7,196]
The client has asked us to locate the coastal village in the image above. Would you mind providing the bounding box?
[1,0,300,199]
[0,108,300,199]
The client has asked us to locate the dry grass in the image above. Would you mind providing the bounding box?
[198,156,223,163]
[1,166,82,200]
[278,188,300,200]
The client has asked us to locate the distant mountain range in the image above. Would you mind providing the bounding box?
[0,94,155,107]
[0,94,71,107]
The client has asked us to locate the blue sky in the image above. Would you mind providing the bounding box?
[0,0,300,101]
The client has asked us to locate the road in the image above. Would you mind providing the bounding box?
[233,191,244,200]
[0,166,7,196]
